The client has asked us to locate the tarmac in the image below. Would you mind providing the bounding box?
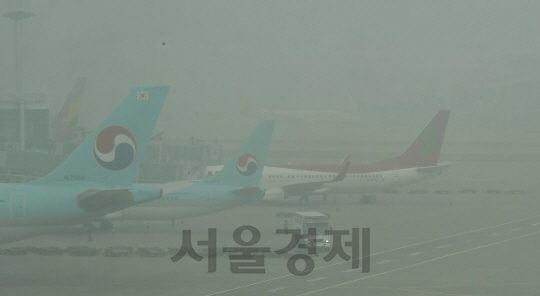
[1,159,540,296]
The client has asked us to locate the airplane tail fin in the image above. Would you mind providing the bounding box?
[30,85,169,185]
[377,110,450,168]
[52,77,87,142]
[202,120,275,187]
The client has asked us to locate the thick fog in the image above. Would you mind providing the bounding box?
[2,1,540,143]
[2,2,540,296]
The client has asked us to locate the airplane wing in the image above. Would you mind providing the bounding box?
[264,161,350,196]
[416,162,451,173]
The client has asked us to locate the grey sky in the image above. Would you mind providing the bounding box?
[1,1,540,140]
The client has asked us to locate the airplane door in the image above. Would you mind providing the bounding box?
[10,193,26,219]
[391,171,399,184]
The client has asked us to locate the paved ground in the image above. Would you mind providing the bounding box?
[1,160,540,296]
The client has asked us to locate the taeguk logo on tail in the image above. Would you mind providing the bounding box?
[236,153,259,176]
[93,125,138,171]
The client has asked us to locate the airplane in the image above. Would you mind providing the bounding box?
[51,77,87,143]
[97,120,276,228]
[0,85,170,244]
[205,110,451,204]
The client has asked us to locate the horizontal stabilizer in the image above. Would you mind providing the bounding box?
[416,162,451,173]
[232,186,265,196]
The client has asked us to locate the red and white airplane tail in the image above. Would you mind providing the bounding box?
[375,110,450,169]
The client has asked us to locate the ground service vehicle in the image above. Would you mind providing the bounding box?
[292,212,331,252]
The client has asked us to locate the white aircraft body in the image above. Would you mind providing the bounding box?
[205,110,451,204]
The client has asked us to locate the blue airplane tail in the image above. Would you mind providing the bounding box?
[202,120,275,187]
[30,85,169,185]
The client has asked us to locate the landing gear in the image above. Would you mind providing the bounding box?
[300,195,309,205]
[361,194,377,204]
[100,220,114,232]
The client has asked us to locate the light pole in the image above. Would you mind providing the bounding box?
[3,10,36,151]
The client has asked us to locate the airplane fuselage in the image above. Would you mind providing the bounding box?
[105,182,265,221]
[205,165,444,200]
